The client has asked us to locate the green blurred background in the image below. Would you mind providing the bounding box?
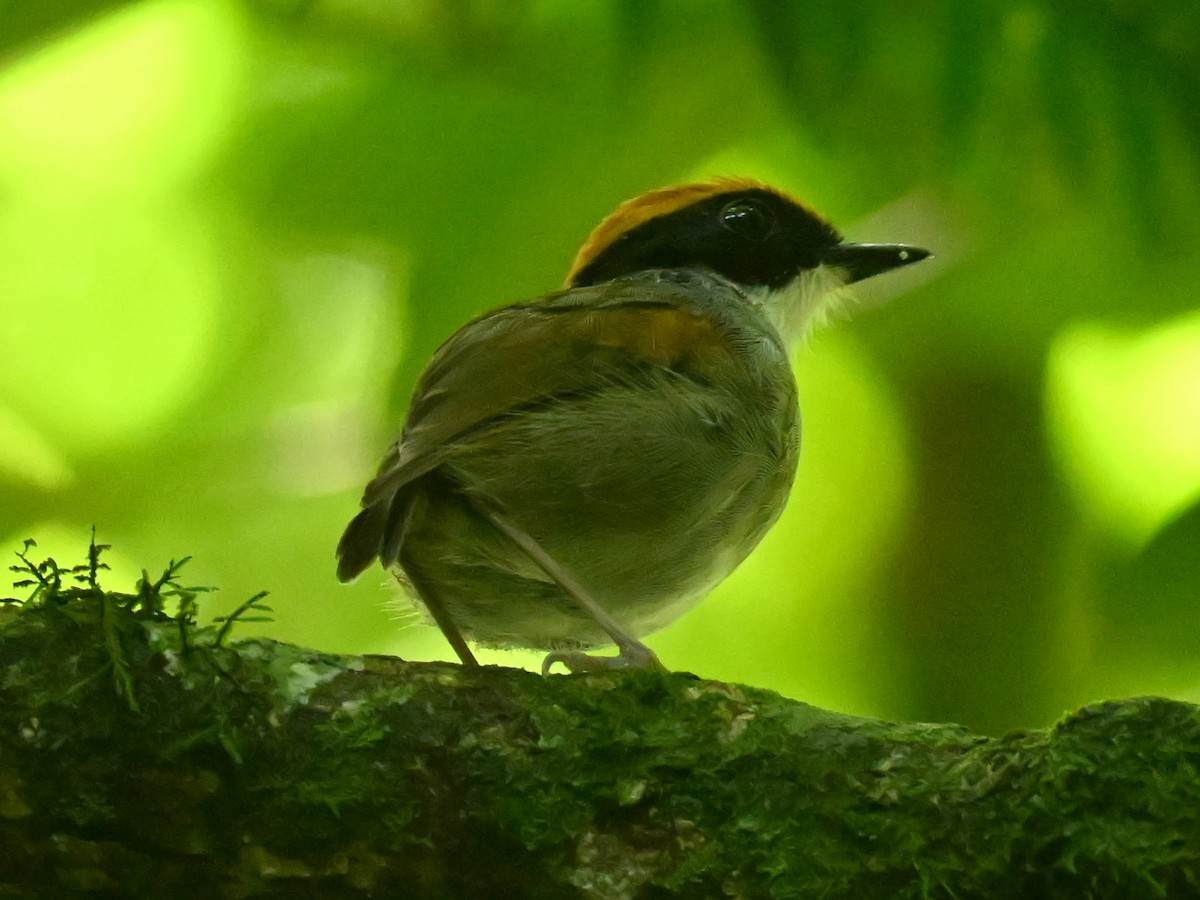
[2,0,1198,734]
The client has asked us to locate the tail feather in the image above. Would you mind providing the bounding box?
[336,502,389,582]
[379,486,416,570]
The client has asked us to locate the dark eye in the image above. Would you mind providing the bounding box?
[719,200,773,240]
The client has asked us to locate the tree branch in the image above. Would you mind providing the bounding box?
[0,593,1197,898]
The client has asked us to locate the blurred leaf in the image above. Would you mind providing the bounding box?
[1038,9,1091,183]
[1046,314,1200,546]
[1045,0,1200,248]
[612,0,661,70]
[742,0,867,148]
[0,0,246,198]
[0,0,138,63]
[940,0,994,140]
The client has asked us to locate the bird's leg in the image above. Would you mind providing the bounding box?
[475,501,665,675]
[402,567,479,667]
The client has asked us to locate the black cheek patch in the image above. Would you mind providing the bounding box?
[571,190,839,289]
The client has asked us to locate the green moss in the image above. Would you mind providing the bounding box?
[1,541,1198,897]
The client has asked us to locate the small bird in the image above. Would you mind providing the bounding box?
[337,177,928,673]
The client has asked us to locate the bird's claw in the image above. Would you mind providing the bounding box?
[541,643,665,675]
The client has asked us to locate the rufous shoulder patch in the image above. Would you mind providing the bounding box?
[582,305,731,375]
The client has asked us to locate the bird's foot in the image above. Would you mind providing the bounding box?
[541,641,665,675]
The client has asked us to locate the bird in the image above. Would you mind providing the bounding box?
[336,177,929,674]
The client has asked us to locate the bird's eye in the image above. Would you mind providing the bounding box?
[719,200,773,240]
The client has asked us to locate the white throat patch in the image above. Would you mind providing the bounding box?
[751,264,854,346]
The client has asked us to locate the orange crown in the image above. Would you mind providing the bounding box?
[565,177,819,286]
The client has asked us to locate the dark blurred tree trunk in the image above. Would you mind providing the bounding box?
[886,375,1073,733]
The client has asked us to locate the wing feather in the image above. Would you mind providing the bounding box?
[337,276,735,579]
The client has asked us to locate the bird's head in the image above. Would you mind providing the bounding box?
[566,177,929,341]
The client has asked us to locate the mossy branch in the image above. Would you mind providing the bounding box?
[0,544,1197,899]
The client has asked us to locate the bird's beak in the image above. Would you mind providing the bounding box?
[822,243,931,284]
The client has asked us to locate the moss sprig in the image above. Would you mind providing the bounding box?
[5,531,274,707]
